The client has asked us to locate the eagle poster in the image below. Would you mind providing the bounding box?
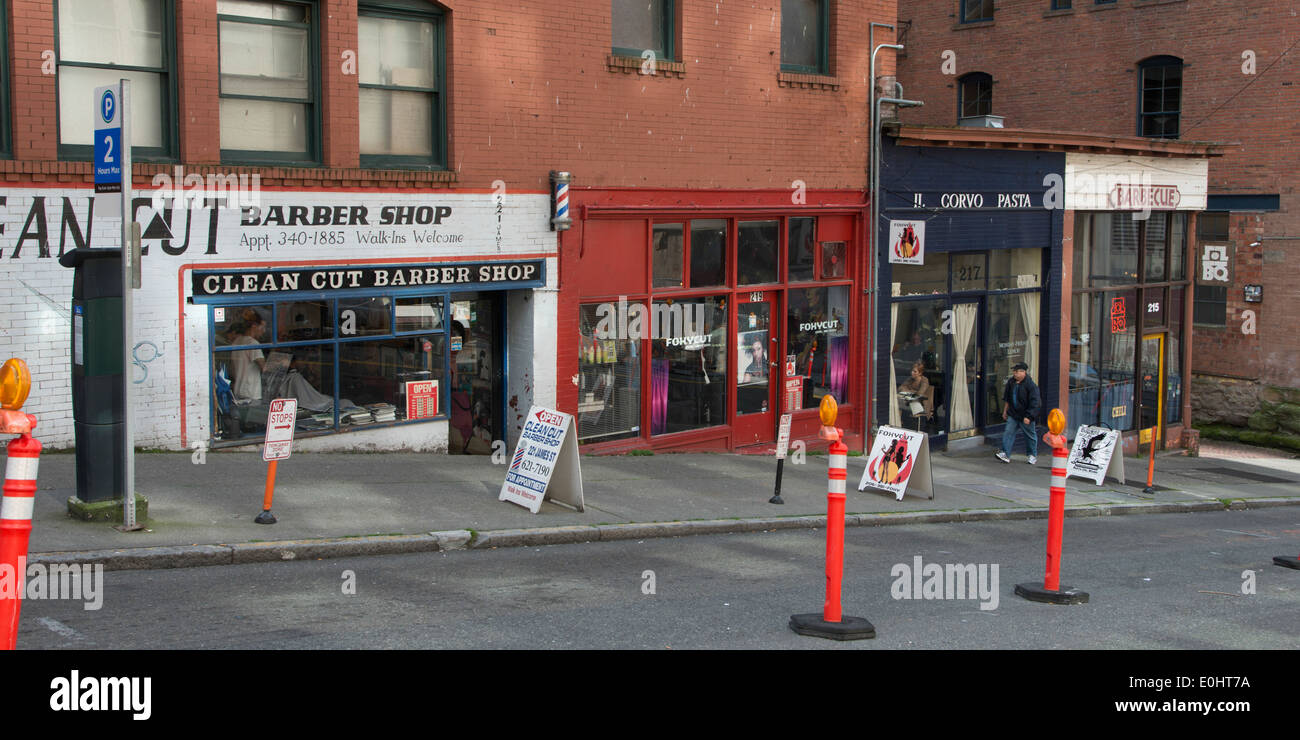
[1065,425,1124,486]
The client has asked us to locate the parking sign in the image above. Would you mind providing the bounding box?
[263,398,298,461]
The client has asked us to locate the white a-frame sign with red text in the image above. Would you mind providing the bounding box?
[499,406,585,514]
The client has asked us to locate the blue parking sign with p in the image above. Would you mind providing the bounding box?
[94,84,122,193]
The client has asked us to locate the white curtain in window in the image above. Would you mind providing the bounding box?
[889,301,900,427]
[1017,275,1040,381]
[950,302,976,431]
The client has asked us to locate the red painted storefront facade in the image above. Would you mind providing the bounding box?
[557,188,871,453]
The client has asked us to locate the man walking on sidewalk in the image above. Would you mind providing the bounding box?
[996,361,1041,465]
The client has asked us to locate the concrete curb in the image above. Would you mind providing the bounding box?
[25,497,1300,572]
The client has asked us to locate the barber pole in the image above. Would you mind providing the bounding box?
[0,419,40,650]
[550,171,572,231]
[1015,408,1089,604]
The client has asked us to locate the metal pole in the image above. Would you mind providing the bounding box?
[871,84,920,441]
[119,78,136,529]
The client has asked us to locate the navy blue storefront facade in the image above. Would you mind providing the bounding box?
[876,136,1064,451]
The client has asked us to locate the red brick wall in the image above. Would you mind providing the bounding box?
[894,0,1300,390]
[4,0,894,191]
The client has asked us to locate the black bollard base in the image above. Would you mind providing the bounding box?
[789,613,875,640]
[769,495,785,505]
[1273,556,1300,570]
[1015,582,1089,604]
[254,510,277,525]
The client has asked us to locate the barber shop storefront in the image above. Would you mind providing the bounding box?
[0,186,559,453]
[877,134,1064,449]
[559,190,867,452]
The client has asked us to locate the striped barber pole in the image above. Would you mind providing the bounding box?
[823,437,849,622]
[555,180,569,221]
[1043,444,1069,592]
[1,427,41,650]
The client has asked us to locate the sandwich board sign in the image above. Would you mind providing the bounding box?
[1065,425,1124,486]
[858,426,933,501]
[499,406,585,514]
[263,398,298,461]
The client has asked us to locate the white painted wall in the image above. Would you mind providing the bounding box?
[0,186,557,451]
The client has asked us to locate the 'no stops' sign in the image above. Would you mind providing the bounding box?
[263,399,298,461]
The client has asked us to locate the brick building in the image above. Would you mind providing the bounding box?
[0,0,895,454]
[891,0,1299,443]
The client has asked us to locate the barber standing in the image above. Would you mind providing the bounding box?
[996,361,1041,465]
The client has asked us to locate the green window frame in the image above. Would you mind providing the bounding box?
[958,72,993,120]
[54,0,178,162]
[780,0,829,75]
[218,0,321,165]
[612,0,675,61]
[960,0,994,23]
[358,0,447,170]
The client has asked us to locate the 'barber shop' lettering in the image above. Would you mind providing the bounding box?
[193,260,543,297]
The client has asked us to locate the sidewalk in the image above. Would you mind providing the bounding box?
[13,440,1300,570]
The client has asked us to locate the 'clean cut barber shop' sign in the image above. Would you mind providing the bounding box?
[193,260,544,297]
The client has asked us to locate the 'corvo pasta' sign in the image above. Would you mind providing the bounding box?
[192,260,544,297]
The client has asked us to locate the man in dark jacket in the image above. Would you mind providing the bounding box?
[996,361,1041,465]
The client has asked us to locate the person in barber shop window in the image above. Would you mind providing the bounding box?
[996,361,1042,465]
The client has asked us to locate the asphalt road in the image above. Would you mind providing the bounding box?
[15,508,1300,650]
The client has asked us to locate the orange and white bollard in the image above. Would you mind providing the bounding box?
[1015,408,1089,604]
[790,396,875,640]
[0,357,38,650]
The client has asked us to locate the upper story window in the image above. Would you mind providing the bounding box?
[56,0,174,160]
[0,5,10,158]
[1139,55,1183,139]
[218,0,318,164]
[958,72,993,119]
[961,0,994,23]
[612,0,674,61]
[1051,1,1072,9]
[359,0,445,169]
[781,0,829,74]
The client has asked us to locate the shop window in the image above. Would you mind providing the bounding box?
[219,0,318,163]
[56,0,174,160]
[1075,213,1139,288]
[1067,290,1136,436]
[820,242,846,279]
[338,296,392,336]
[1138,55,1182,139]
[780,0,828,74]
[892,253,949,296]
[951,252,987,292]
[738,221,779,285]
[1196,212,1229,241]
[653,223,685,288]
[1192,285,1227,326]
[989,248,1042,290]
[787,286,850,408]
[689,220,727,288]
[958,73,992,120]
[359,0,445,168]
[1166,286,1184,424]
[276,301,333,342]
[788,217,817,282]
[960,0,994,23]
[612,0,674,61]
[209,294,448,443]
[1144,213,1167,282]
[395,296,443,333]
[890,299,947,434]
[986,292,1040,428]
[578,304,642,443]
[1170,213,1187,280]
[650,297,728,434]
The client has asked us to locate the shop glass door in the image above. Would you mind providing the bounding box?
[1140,332,1165,445]
[448,292,503,454]
[733,290,779,445]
